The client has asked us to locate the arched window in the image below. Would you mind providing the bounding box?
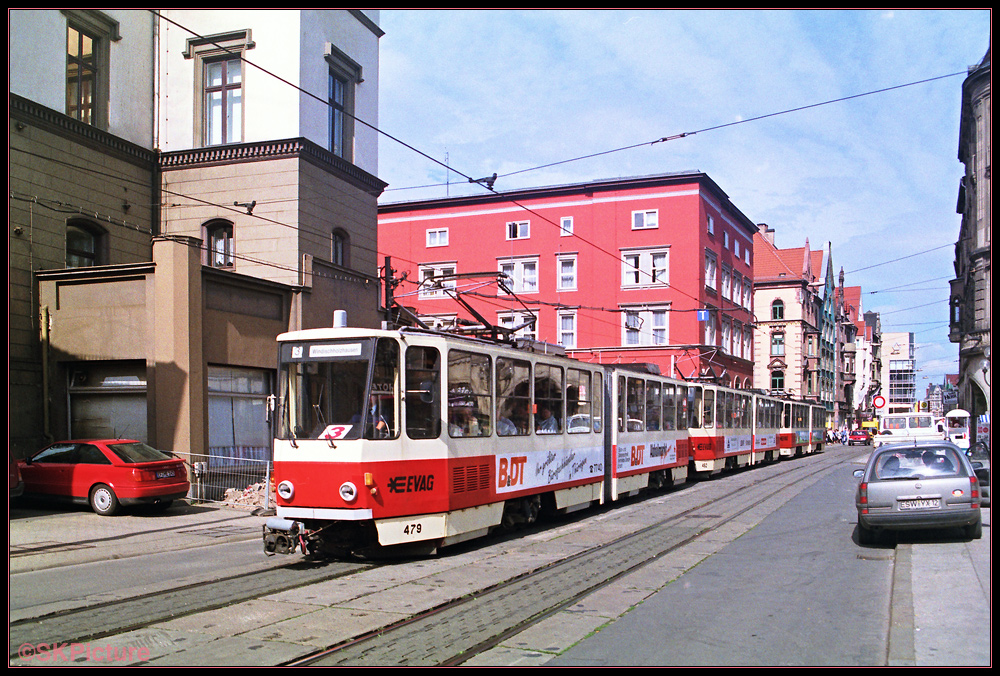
[66,220,106,268]
[204,220,234,268]
[771,299,784,320]
[332,228,350,267]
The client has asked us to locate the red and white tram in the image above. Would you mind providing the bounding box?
[263,326,826,558]
[266,327,619,557]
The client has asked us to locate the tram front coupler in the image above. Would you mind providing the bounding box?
[263,517,303,555]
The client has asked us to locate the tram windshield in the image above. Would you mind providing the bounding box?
[277,337,399,441]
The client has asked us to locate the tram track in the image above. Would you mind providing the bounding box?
[288,447,857,666]
[8,558,372,659]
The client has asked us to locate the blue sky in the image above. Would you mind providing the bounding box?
[375,9,991,390]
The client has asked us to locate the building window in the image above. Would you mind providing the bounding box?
[623,307,669,346]
[66,25,98,125]
[722,319,732,354]
[506,220,530,240]
[557,255,577,291]
[63,11,118,128]
[419,263,456,299]
[66,220,106,268]
[205,220,235,268]
[771,300,784,320]
[733,240,740,258]
[499,258,538,294]
[722,266,732,300]
[558,311,577,349]
[185,29,253,148]
[771,370,784,391]
[705,251,718,290]
[560,216,574,236]
[332,229,349,267]
[498,311,537,340]
[704,311,717,346]
[707,214,715,235]
[325,44,362,161]
[632,209,658,230]
[426,228,449,248]
[622,248,669,288]
[204,57,243,145]
[724,231,730,249]
[770,332,785,356]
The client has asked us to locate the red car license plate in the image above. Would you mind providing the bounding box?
[899,499,938,510]
[156,470,176,479]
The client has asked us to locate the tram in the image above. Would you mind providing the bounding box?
[263,326,823,558]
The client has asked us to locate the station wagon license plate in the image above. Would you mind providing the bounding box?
[156,470,176,479]
[899,498,939,510]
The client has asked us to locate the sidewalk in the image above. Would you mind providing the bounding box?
[9,500,266,575]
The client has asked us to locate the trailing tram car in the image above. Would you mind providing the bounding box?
[751,393,783,465]
[688,384,754,475]
[610,367,691,494]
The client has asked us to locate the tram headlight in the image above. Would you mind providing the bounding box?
[277,480,294,500]
[339,481,358,502]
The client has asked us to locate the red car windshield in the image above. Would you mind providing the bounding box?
[106,442,174,463]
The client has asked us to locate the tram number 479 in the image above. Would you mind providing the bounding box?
[403,523,423,536]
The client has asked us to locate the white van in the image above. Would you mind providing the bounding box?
[943,409,971,449]
[873,412,946,448]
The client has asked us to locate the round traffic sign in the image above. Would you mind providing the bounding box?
[873,395,886,409]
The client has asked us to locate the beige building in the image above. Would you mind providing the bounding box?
[752,227,839,423]
[950,46,990,435]
[9,11,386,482]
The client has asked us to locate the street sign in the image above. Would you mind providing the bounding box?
[873,395,886,409]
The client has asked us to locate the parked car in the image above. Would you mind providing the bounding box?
[17,440,189,516]
[967,441,990,506]
[848,429,871,446]
[9,452,24,499]
[853,441,984,544]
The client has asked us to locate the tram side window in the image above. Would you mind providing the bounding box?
[677,385,689,431]
[497,357,531,436]
[592,372,603,433]
[626,378,645,432]
[662,383,676,430]
[535,364,564,433]
[703,389,715,428]
[566,369,592,434]
[405,346,441,439]
[646,380,661,431]
[618,376,627,432]
[448,350,492,438]
[688,386,701,428]
[740,394,751,428]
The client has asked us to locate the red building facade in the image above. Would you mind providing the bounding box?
[378,173,758,386]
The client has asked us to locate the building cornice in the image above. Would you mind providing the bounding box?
[10,94,157,169]
[159,137,387,198]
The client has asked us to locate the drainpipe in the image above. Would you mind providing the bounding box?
[39,305,53,443]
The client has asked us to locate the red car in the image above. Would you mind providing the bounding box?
[848,429,872,446]
[18,440,189,516]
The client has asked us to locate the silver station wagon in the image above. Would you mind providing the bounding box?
[854,441,984,545]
